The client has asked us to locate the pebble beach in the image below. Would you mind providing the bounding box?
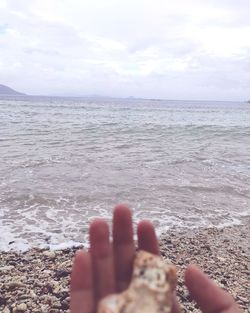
[0,219,249,313]
[159,219,250,313]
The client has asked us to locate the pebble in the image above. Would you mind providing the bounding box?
[0,266,14,273]
[42,251,56,259]
[159,221,250,313]
[6,281,26,290]
[55,269,71,279]
[0,295,7,306]
[30,290,37,299]
[14,303,27,312]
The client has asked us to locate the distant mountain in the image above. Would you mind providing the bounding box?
[0,84,25,95]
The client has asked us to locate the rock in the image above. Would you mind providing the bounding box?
[55,269,70,279]
[202,244,211,251]
[30,290,37,299]
[61,298,69,310]
[43,251,56,258]
[18,294,30,300]
[237,296,248,303]
[51,300,61,309]
[0,266,15,272]
[40,294,53,305]
[220,278,227,285]
[53,286,60,295]
[59,260,72,268]
[217,257,226,262]
[2,307,10,313]
[13,303,27,312]
[98,251,176,313]
[6,281,26,290]
[164,239,172,244]
[0,295,7,306]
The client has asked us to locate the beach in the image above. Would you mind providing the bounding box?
[1,219,249,313]
[160,219,250,313]
[1,97,250,312]
[1,1,250,312]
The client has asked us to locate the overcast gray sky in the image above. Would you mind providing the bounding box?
[0,0,250,100]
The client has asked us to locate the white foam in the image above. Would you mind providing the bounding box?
[0,200,249,252]
[40,240,88,251]
[0,219,30,252]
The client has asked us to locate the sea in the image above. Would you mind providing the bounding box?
[0,96,250,251]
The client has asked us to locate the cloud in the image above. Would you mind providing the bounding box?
[0,0,250,100]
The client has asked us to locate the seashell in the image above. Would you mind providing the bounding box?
[98,250,176,313]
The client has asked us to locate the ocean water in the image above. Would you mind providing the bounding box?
[0,96,250,251]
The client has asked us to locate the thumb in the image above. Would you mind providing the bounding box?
[185,265,241,313]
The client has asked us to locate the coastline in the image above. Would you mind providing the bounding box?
[0,220,249,313]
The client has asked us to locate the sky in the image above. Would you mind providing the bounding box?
[0,0,250,100]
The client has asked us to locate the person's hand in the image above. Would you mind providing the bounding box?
[70,204,163,313]
[70,204,241,313]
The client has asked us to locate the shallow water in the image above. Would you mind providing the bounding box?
[1,96,250,251]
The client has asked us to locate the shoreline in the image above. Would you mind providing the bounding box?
[0,220,249,313]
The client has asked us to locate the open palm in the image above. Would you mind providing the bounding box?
[70,204,240,313]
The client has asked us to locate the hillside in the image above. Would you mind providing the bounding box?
[0,84,25,95]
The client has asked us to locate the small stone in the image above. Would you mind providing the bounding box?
[43,251,56,258]
[53,286,60,295]
[55,269,70,278]
[61,298,69,310]
[0,295,7,306]
[15,303,27,312]
[164,239,172,244]
[202,245,211,251]
[7,281,26,290]
[0,265,15,272]
[18,294,29,300]
[217,257,226,262]
[2,307,10,313]
[220,278,227,285]
[30,290,37,299]
[237,296,248,303]
[59,260,72,268]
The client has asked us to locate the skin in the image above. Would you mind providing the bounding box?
[70,204,241,313]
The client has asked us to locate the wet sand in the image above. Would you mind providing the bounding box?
[0,220,249,313]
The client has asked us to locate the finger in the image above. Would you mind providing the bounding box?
[113,204,135,292]
[185,265,240,313]
[90,219,116,301]
[137,221,180,313]
[172,293,182,313]
[137,220,160,255]
[70,250,94,313]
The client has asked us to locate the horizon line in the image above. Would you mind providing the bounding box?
[0,93,247,103]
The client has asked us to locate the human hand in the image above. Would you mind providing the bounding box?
[70,204,241,313]
[70,204,161,313]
